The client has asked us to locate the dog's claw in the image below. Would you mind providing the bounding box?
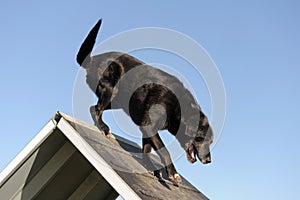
[98,129,115,139]
[106,130,116,139]
[148,170,162,180]
[169,173,182,183]
[148,171,155,176]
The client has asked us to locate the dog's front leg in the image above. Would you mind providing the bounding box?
[151,134,182,183]
[140,127,182,183]
[142,137,161,178]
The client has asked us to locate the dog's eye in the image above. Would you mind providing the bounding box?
[199,127,204,131]
[195,137,204,142]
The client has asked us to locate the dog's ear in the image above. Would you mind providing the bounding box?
[76,19,102,68]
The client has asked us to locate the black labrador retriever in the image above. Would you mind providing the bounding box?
[76,19,213,183]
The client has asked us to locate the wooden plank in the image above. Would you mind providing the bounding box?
[0,120,56,187]
[11,141,76,200]
[58,118,141,200]
[67,170,101,200]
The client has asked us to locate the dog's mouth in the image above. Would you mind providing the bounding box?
[187,144,197,163]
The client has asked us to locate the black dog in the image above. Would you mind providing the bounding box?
[76,19,213,183]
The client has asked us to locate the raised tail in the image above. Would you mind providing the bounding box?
[76,19,102,67]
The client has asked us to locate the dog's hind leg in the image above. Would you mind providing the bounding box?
[90,101,114,138]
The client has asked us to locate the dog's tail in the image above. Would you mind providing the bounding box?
[76,19,102,67]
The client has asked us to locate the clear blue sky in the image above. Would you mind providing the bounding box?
[1,1,299,199]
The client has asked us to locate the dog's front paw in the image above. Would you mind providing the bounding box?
[166,164,182,183]
[169,173,182,183]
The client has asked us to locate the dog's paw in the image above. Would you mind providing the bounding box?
[148,170,162,179]
[98,129,115,139]
[154,170,162,179]
[106,130,116,139]
[169,173,182,183]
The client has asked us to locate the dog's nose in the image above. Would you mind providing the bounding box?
[201,153,211,164]
[204,159,211,164]
[200,158,211,164]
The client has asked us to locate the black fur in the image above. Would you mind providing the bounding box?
[76,20,214,183]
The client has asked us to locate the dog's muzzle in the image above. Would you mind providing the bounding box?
[187,144,211,164]
[199,152,211,164]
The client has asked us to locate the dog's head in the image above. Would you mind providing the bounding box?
[186,111,213,164]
